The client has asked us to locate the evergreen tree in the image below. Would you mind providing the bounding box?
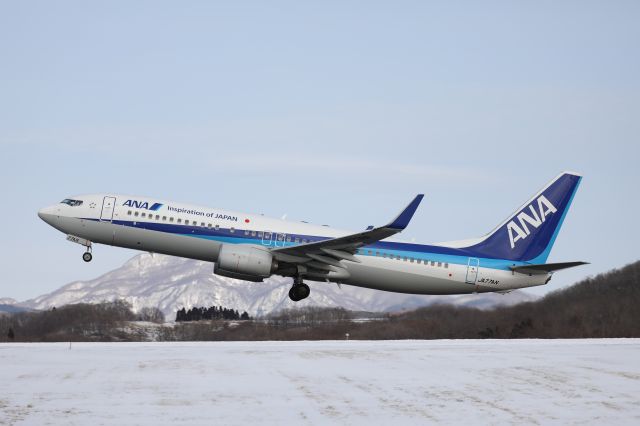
[175,308,187,322]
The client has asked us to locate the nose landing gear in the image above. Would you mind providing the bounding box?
[66,235,93,263]
[288,277,310,302]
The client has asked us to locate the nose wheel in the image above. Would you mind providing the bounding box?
[288,279,310,302]
[82,249,93,262]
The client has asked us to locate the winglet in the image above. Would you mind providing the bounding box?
[386,194,424,230]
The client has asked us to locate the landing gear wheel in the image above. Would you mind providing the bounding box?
[288,283,310,302]
[82,252,93,262]
[289,286,299,302]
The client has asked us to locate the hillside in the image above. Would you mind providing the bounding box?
[383,259,640,339]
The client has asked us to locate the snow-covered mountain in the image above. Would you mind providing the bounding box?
[0,297,34,314]
[20,253,537,319]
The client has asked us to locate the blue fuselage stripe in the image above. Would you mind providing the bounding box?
[91,218,527,271]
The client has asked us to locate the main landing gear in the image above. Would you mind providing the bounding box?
[288,277,310,302]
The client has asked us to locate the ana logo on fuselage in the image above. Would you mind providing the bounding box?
[123,199,163,211]
[507,195,557,249]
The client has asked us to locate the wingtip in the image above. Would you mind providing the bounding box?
[387,194,424,230]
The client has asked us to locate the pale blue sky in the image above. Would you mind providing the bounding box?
[1,1,638,301]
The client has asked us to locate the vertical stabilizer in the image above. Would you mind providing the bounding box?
[465,172,582,262]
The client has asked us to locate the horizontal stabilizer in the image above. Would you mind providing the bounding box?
[510,261,588,275]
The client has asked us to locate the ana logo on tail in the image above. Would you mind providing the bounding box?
[507,195,557,249]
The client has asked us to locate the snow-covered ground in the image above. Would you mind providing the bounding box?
[1,340,639,425]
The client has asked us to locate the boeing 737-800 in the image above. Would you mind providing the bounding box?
[38,172,586,301]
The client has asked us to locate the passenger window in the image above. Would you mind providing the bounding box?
[185,220,189,225]
[403,257,407,261]
[230,227,235,233]
[162,216,167,221]
[177,219,182,223]
[295,237,300,243]
[252,231,257,237]
[155,215,160,220]
[445,263,449,268]
[286,236,291,242]
[431,261,435,266]
[141,213,146,218]
[410,258,414,263]
[201,222,205,227]
[215,225,220,231]
[437,262,442,267]
[258,231,263,238]
[169,217,174,222]
[127,211,132,215]
[208,223,212,228]
[244,230,249,235]
[134,212,139,217]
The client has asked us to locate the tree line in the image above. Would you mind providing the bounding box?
[0,300,154,342]
[175,306,251,322]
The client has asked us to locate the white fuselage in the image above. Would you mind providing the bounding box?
[38,194,550,295]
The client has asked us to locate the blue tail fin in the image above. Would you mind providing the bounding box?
[466,172,582,263]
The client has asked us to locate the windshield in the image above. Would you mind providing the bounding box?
[60,199,83,207]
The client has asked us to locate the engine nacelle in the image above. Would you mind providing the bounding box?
[214,244,277,282]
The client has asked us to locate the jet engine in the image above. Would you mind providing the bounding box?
[214,244,277,282]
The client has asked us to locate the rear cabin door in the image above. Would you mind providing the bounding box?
[465,257,479,284]
[100,196,116,222]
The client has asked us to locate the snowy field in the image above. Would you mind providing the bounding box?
[1,340,639,425]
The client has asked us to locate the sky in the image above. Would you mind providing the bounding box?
[1,1,638,301]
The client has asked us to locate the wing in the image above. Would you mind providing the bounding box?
[271,195,424,276]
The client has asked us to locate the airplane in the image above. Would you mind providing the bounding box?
[38,172,587,302]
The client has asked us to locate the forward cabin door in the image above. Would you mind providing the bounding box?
[100,196,116,222]
[465,257,479,284]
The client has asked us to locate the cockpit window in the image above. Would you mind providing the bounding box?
[61,199,83,207]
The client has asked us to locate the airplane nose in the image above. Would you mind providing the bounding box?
[38,205,57,224]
